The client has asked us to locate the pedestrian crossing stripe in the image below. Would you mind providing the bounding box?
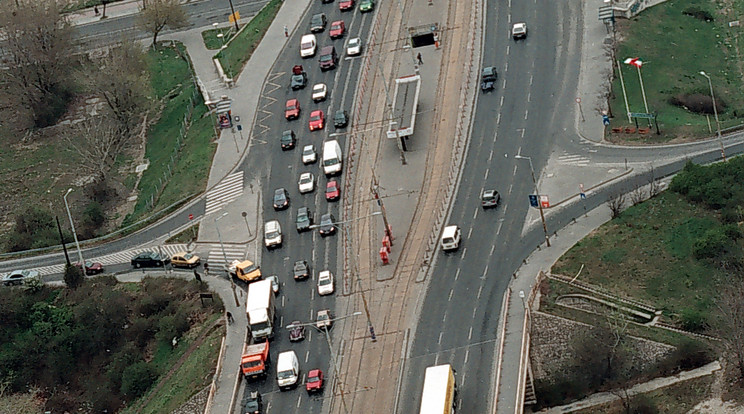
[205,171,244,215]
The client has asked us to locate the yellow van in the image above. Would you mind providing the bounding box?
[233,260,262,282]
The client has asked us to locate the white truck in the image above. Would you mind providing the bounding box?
[322,140,343,176]
[387,74,422,140]
[276,350,300,390]
[419,364,457,414]
[246,279,276,341]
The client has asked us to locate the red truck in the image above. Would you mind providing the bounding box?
[240,341,270,380]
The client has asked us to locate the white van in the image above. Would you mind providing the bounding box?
[277,350,300,390]
[322,140,343,176]
[300,34,317,58]
[441,225,461,251]
[264,220,282,249]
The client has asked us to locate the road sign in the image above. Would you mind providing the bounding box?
[629,112,655,119]
[540,195,550,208]
[575,97,581,103]
[237,124,242,131]
[602,115,610,126]
[188,214,194,220]
[529,194,539,207]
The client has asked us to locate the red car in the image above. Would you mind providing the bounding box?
[285,98,301,120]
[75,260,105,275]
[329,20,345,39]
[339,0,353,11]
[325,180,340,201]
[308,110,325,131]
[306,369,324,393]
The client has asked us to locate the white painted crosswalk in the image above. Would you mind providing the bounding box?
[204,243,247,270]
[205,171,244,215]
[557,152,590,166]
[34,244,190,276]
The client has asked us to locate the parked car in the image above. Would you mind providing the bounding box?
[309,110,325,131]
[302,144,317,164]
[171,252,201,268]
[339,0,354,11]
[289,321,306,341]
[512,22,527,39]
[75,260,104,275]
[325,180,340,201]
[329,20,345,39]
[281,129,296,150]
[244,391,263,414]
[346,37,362,56]
[285,98,301,120]
[273,188,290,210]
[131,252,169,268]
[359,0,375,12]
[293,260,310,280]
[2,269,40,286]
[319,213,336,237]
[298,172,315,194]
[312,83,328,102]
[481,66,497,92]
[266,275,280,294]
[290,65,307,90]
[309,13,327,33]
[316,309,333,330]
[306,369,324,393]
[296,207,313,232]
[317,270,335,295]
[333,109,349,128]
[481,189,500,208]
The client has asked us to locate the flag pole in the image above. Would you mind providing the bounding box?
[635,64,653,127]
[617,59,631,123]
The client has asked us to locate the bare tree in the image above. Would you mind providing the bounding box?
[0,0,76,128]
[91,40,152,138]
[712,275,744,380]
[648,167,662,198]
[65,117,129,184]
[629,184,646,206]
[138,0,188,47]
[607,192,626,218]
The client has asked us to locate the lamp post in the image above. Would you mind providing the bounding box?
[699,71,725,161]
[286,312,362,414]
[215,212,240,307]
[514,155,550,247]
[63,189,85,267]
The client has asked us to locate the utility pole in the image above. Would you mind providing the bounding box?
[370,171,393,245]
[55,216,71,267]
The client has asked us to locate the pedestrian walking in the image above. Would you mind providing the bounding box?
[193,269,202,283]
[204,262,209,276]
[94,5,99,15]
[284,25,289,38]
[417,53,423,65]
[226,311,234,324]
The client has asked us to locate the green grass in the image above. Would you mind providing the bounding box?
[124,43,217,225]
[552,191,725,326]
[166,224,200,244]
[609,0,744,141]
[202,27,237,50]
[215,0,282,79]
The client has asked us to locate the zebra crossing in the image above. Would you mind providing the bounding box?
[33,244,190,276]
[204,243,247,269]
[205,171,244,216]
[557,151,591,166]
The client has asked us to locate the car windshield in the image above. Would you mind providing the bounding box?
[319,278,331,286]
[302,41,313,49]
[303,146,314,154]
[242,360,261,369]
[310,114,321,121]
[332,23,341,30]
[244,263,258,273]
[327,184,337,192]
[308,375,320,382]
[266,231,279,239]
[183,253,194,260]
[320,54,332,62]
[298,212,308,221]
[301,176,312,184]
[349,39,359,47]
[277,370,294,380]
[314,85,323,92]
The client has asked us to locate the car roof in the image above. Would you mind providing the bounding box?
[442,225,459,238]
[308,368,321,376]
[310,109,323,115]
[320,45,334,54]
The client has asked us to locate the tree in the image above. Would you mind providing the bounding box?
[711,275,744,380]
[64,264,84,290]
[138,0,188,47]
[0,0,76,127]
[65,117,125,186]
[606,192,626,219]
[91,39,152,138]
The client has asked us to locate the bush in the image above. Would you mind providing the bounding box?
[120,361,158,399]
[155,309,190,346]
[682,7,714,22]
[655,339,713,375]
[680,307,709,332]
[693,228,733,260]
[63,264,84,290]
[6,206,61,252]
[80,202,105,239]
[669,93,726,115]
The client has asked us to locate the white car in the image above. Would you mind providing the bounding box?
[512,22,527,39]
[346,37,362,56]
[317,270,335,295]
[300,34,317,57]
[312,83,327,102]
[302,144,317,164]
[264,219,283,248]
[298,172,315,194]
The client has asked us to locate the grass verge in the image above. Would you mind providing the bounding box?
[215,0,282,79]
[608,0,744,142]
[202,27,237,50]
[167,224,200,244]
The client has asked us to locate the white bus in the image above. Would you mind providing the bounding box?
[419,364,457,414]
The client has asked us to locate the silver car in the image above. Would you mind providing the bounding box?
[2,269,40,286]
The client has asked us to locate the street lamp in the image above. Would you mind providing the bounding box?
[286,311,362,414]
[215,212,240,306]
[514,155,550,247]
[63,189,85,267]
[699,71,725,161]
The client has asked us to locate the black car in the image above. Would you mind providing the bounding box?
[333,109,349,128]
[296,207,313,232]
[319,213,336,237]
[310,13,327,33]
[293,260,310,280]
[481,66,497,91]
[481,189,500,208]
[273,188,290,210]
[131,252,170,268]
[289,321,306,341]
[281,130,296,150]
[245,391,262,414]
[290,65,307,90]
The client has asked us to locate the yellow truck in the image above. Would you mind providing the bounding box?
[229,260,262,282]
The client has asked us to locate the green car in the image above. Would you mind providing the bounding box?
[359,0,374,12]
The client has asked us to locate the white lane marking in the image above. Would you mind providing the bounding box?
[472,307,478,318]
[530,75,534,85]
[460,248,467,260]
[455,268,461,280]
[503,78,507,89]
[504,61,508,72]
[497,113,501,125]
[521,129,526,138]
[467,227,473,239]
[296,394,302,408]
[489,149,494,161]
[305,350,310,363]
[282,296,285,307]
[482,264,489,279]
[448,289,454,301]
[506,45,510,55]
[513,165,518,175]
[484,168,489,180]
[527,92,531,102]
[468,327,473,340]
[508,183,514,194]
[464,348,470,364]
[490,245,495,256]
[438,332,443,345]
[280,316,284,329]
[524,110,529,120]
[500,96,504,106]
[497,221,504,235]
[308,329,313,342]
[461,373,467,387]
[477,285,483,299]
[442,312,447,324]
[473,207,479,220]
